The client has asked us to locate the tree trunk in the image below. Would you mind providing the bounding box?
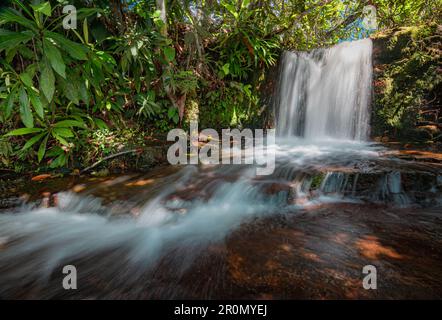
[156,0,168,36]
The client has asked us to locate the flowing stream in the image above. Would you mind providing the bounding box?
[0,39,441,299]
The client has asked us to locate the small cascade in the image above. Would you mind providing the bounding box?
[376,171,410,207]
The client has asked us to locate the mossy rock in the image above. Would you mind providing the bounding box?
[399,128,433,142]
[371,24,442,146]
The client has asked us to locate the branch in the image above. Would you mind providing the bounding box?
[81,149,140,174]
[324,1,369,37]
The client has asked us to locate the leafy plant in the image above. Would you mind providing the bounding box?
[0,0,108,167]
[5,118,86,167]
[216,0,279,79]
[136,90,161,118]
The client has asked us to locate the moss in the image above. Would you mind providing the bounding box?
[371,24,442,145]
[310,173,325,189]
[184,99,200,125]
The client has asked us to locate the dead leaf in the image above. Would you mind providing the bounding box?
[31,174,52,182]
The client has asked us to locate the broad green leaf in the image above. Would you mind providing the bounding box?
[45,146,63,157]
[96,51,116,65]
[93,118,108,130]
[163,46,175,62]
[242,0,251,9]
[22,132,46,150]
[53,120,85,128]
[222,63,230,75]
[5,127,43,136]
[79,81,89,105]
[83,18,89,44]
[65,79,80,105]
[44,39,66,78]
[45,32,88,60]
[168,107,176,118]
[40,59,55,102]
[38,135,49,162]
[0,9,38,32]
[52,132,69,146]
[223,3,238,19]
[28,90,45,119]
[25,63,37,78]
[31,2,52,17]
[49,153,67,168]
[86,60,104,88]
[19,72,33,88]
[53,127,74,138]
[11,0,33,17]
[19,88,33,128]
[5,89,15,119]
[0,31,33,52]
[18,45,34,59]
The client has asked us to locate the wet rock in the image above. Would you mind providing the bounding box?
[92,168,110,177]
[0,197,23,210]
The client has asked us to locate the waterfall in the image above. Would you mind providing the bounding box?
[275,38,373,140]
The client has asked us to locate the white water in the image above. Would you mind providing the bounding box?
[275,39,373,140]
[0,142,387,292]
[0,166,289,293]
[3,39,438,297]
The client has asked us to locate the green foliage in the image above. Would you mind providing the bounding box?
[80,125,152,169]
[373,0,441,29]
[216,0,279,79]
[0,137,13,167]
[199,81,260,129]
[0,0,107,168]
[372,24,441,142]
[136,90,161,118]
[0,0,440,171]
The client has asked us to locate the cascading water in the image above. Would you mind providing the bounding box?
[0,38,440,299]
[275,39,373,140]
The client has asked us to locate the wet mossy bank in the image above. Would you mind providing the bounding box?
[371,24,442,148]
